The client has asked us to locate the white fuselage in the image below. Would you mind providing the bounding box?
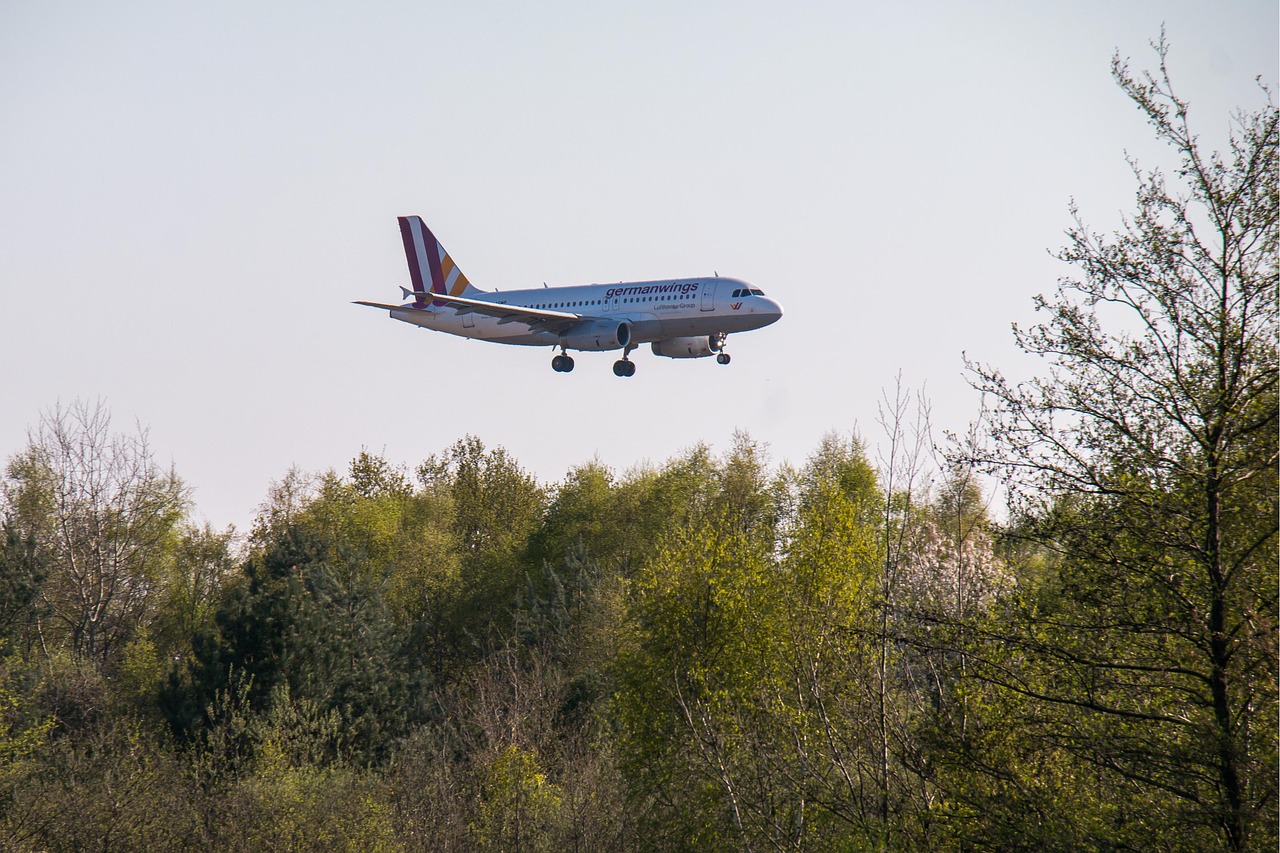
[389,276,782,347]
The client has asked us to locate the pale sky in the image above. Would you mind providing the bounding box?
[2,1,1276,532]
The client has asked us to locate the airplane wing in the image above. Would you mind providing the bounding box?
[354,292,602,335]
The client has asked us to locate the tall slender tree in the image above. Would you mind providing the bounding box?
[965,34,1277,850]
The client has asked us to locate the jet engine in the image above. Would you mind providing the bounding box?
[560,321,632,352]
[650,335,724,359]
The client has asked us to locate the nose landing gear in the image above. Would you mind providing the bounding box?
[711,332,730,365]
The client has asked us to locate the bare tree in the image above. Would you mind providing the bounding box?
[872,375,933,848]
[3,400,189,668]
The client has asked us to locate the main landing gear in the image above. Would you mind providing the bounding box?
[613,343,637,378]
[551,352,575,373]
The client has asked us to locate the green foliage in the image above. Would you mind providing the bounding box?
[230,748,401,851]
[163,523,415,771]
[0,650,54,845]
[473,744,565,851]
[962,34,1277,851]
[0,520,46,647]
[1,400,190,669]
[527,460,617,573]
[613,530,763,847]
[150,523,235,667]
[1,710,204,852]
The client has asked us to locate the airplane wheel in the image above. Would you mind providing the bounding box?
[561,355,574,372]
[552,355,565,372]
[626,361,636,376]
[717,353,731,365]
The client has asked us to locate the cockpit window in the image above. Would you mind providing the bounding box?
[750,288,765,296]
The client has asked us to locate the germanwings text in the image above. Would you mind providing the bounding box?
[604,282,700,300]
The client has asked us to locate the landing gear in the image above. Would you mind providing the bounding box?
[552,353,575,373]
[613,343,637,377]
[711,333,730,365]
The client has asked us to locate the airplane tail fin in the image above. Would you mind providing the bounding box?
[397,215,482,307]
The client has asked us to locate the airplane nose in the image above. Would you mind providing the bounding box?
[761,297,783,324]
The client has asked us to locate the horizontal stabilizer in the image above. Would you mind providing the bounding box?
[353,300,427,312]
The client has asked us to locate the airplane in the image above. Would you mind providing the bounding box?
[355,216,783,377]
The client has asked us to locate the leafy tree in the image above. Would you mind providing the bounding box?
[150,522,235,668]
[965,35,1277,850]
[527,460,618,574]
[168,525,413,767]
[0,520,47,648]
[259,452,465,676]
[1,718,204,852]
[250,464,318,550]
[610,435,898,850]
[613,521,779,849]
[763,435,889,846]
[474,744,565,852]
[711,430,779,542]
[303,451,414,575]
[0,651,54,847]
[418,436,546,639]
[383,490,463,677]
